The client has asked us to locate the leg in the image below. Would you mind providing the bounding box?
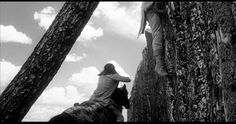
[146,11,168,76]
[152,29,168,76]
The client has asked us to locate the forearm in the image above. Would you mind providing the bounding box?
[111,74,131,82]
[138,9,146,34]
[116,76,131,82]
[120,77,131,82]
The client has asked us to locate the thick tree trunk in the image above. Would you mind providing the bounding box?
[127,31,169,122]
[128,1,236,122]
[0,2,99,122]
[166,1,236,122]
[212,2,236,122]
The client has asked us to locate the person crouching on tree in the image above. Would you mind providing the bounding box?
[89,63,131,122]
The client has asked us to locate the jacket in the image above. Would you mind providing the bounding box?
[89,73,131,106]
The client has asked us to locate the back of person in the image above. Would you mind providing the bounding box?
[89,63,131,122]
[90,74,119,106]
[90,73,131,105]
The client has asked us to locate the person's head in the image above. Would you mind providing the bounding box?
[98,63,117,76]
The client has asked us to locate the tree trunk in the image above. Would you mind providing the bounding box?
[166,1,236,122]
[212,1,236,122]
[128,1,236,122]
[0,1,99,122]
[127,31,169,122]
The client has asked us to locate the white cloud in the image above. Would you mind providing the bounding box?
[0,25,32,44]
[69,66,100,97]
[69,66,99,85]
[37,85,88,105]
[65,53,87,62]
[34,6,56,30]
[23,85,88,121]
[34,7,103,45]
[0,59,21,87]
[23,105,65,122]
[93,2,146,42]
[76,22,103,45]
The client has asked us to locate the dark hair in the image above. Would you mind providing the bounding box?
[98,63,117,76]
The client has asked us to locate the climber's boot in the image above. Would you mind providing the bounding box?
[154,55,168,76]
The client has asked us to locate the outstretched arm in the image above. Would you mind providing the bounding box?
[110,73,131,82]
[137,4,147,39]
[138,2,154,39]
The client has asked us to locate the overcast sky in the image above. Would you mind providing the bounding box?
[0,2,147,121]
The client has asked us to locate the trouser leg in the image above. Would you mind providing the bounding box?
[146,11,168,76]
[152,30,168,76]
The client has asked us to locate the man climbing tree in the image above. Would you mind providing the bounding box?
[0,1,99,122]
[137,2,175,77]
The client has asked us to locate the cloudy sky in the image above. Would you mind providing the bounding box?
[0,2,147,121]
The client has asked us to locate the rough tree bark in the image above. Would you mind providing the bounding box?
[0,2,99,122]
[165,1,235,122]
[128,1,236,122]
[212,1,236,122]
[166,2,224,121]
[166,1,236,122]
[127,31,169,122]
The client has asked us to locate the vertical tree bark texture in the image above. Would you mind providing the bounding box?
[212,2,236,122]
[0,2,99,122]
[127,31,169,122]
[165,1,235,122]
[128,1,236,122]
[165,2,228,121]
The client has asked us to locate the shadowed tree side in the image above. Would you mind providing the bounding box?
[128,31,169,122]
[212,1,236,122]
[166,1,234,122]
[0,1,99,122]
[128,1,236,122]
[166,1,236,122]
